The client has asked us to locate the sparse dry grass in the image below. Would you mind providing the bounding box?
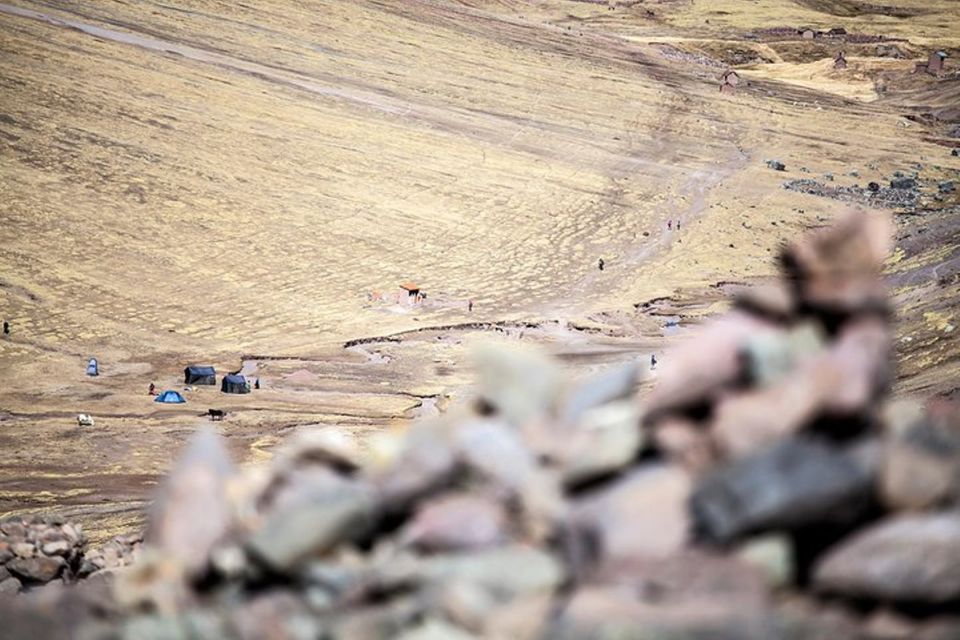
[0,0,957,541]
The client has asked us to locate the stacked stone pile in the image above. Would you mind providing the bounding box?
[783,178,921,209]
[1,211,959,639]
[0,515,86,596]
[78,533,143,578]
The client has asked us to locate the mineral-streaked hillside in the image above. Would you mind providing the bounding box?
[0,0,957,542]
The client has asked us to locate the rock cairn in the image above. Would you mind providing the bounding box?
[0,515,86,596]
[2,211,959,639]
[0,516,141,599]
[78,533,143,578]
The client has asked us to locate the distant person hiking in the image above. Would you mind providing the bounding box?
[598,258,605,271]
[668,221,672,231]
[650,354,658,370]
[2,320,8,335]
[148,382,156,396]
[676,220,681,230]
[468,299,474,312]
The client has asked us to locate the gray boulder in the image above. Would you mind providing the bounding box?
[890,177,917,189]
[7,555,65,583]
[814,512,960,603]
[247,482,376,572]
[691,438,874,543]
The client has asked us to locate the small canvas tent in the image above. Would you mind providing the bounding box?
[155,390,186,404]
[221,374,250,394]
[184,365,216,385]
[86,358,99,376]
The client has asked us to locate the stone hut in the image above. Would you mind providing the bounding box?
[721,70,741,86]
[719,70,742,93]
[399,282,421,298]
[927,51,947,74]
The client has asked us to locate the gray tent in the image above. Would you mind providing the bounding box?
[184,365,216,385]
[221,374,250,394]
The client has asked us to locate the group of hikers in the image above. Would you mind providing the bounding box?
[598,218,684,272]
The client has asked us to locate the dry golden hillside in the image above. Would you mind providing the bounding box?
[1,0,958,542]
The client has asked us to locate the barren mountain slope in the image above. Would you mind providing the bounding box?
[0,0,957,541]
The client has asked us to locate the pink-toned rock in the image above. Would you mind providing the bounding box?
[814,512,960,603]
[818,317,890,413]
[0,520,26,539]
[61,523,81,544]
[880,406,960,510]
[483,593,553,640]
[733,281,795,322]
[573,465,690,562]
[646,312,778,417]
[711,318,889,458]
[653,417,715,474]
[555,401,643,486]
[277,427,362,473]
[401,494,507,551]
[558,551,771,639]
[436,580,496,633]
[882,444,956,511]
[917,617,960,640]
[7,556,65,583]
[261,465,355,514]
[146,427,236,575]
[231,591,318,640]
[781,211,892,313]
[372,421,457,506]
[41,540,70,557]
[101,542,122,569]
[0,577,22,597]
[864,609,917,639]
[711,377,822,459]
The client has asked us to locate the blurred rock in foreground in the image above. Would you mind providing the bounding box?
[2,211,959,639]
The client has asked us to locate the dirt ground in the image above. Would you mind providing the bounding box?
[1,0,958,544]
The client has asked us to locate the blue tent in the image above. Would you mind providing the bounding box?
[155,390,186,404]
[86,358,99,376]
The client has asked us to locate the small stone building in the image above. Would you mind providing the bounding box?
[399,282,421,298]
[721,70,741,86]
[719,70,741,93]
[927,51,947,73]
